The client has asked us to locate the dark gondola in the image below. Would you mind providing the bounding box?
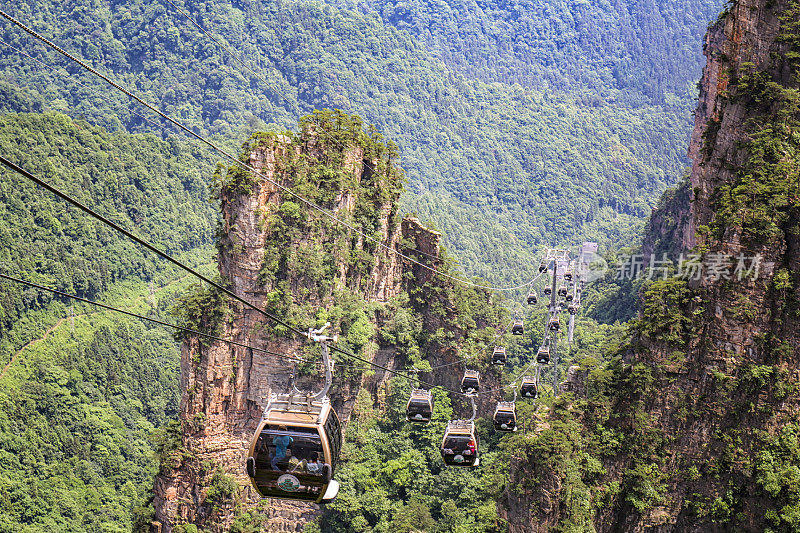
[406,389,433,424]
[565,292,574,302]
[511,320,524,335]
[527,292,538,305]
[538,261,548,274]
[247,394,341,503]
[491,346,507,365]
[441,421,479,467]
[537,346,550,364]
[493,402,517,432]
[548,316,560,331]
[520,377,538,398]
[558,286,568,298]
[568,304,577,315]
[543,286,552,296]
[564,270,573,282]
[461,370,480,393]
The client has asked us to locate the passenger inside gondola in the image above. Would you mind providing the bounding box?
[289,450,324,473]
[256,426,323,474]
[271,427,293,471]
[306,452,324,474]
[251,425,330,499]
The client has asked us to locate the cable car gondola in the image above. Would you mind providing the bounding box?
[493,401,517,432]
[568,304,577,315]
[538,261,548,274]
[543,286,552,296]
[537,346,550,364]
[246,325,341,503]
[461,370,480,393]
[558,286,568,298]
[520,376,538,398]
[511,320,524,335]
[527,292,538,305]
[247,394,341,503]
[564,269,573,282]
[491,346,507,365]
[548,316,560,331]
[406,389,433,424]
[441,420,479,467]
[565,291,574,302]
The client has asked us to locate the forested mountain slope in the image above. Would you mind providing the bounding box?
[0,0,722,286]
[0,277,190,532]
[0,112,219,530]
[0,112,215,361]
[335,0,722,104]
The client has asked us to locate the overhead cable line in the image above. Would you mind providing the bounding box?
[0,8,536,292]
[0,273,308,364]
[0,154,461,396]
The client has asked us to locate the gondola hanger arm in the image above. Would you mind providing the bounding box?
[309,323,337,401]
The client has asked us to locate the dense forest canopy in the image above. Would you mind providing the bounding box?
[0,112,215,530]
[335,0,722,105]
[0,0,722,286]
[0,112,216,348]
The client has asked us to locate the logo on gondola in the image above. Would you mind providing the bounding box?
[277,474,301,492]
[453,454,465,463]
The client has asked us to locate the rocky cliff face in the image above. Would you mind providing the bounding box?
[151,111,505,532]
[151,112,407,531]
[502,1,800,531]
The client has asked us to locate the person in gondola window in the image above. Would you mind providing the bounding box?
[306,452,324,474]
[466,438,476,455]
[271,426,293,471]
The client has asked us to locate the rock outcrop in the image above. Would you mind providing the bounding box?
[152,111,505,531]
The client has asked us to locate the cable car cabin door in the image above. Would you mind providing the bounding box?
[247,410,339,503]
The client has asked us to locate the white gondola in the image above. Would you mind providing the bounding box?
[520,376,538,398]
[246,325,341,503]
[537,345,551,364]
[247,394,341,503]
[461,369,480,393]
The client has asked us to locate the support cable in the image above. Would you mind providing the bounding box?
[0,273,307,364]
[0,155,462,396]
